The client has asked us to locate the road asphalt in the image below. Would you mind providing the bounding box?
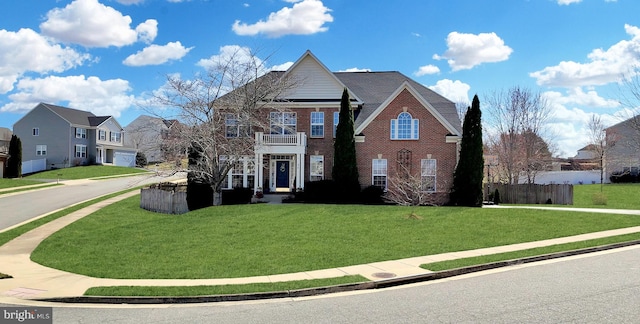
[1,181,640,306]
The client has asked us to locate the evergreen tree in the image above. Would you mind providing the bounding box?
[7,134,22,178]
[332,88,360,200]
[451,95,484,206]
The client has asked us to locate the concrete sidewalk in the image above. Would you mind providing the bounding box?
[1,193,640,304]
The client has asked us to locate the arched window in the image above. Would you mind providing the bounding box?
[390,112,419,140]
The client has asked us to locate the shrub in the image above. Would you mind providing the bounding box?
[360,185,385,204]
[186,181,213,211]
[221,187,253,205]
[298,180,338,203]
[493,188,501,205]
[610,171,639,183]
[136,152,148,167]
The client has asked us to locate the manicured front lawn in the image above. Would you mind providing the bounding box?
[31,195,640,279]
[25,165,150,180]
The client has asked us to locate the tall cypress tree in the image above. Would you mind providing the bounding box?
[332,88,360,200]
[451,95,484,206]
[7,134,22,178]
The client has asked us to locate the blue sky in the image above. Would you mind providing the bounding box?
[0,0,638,157]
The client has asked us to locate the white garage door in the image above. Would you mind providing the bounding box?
[114,152,136,167]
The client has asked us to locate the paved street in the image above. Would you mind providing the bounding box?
[0,173,184,231]
[3,245,638,323]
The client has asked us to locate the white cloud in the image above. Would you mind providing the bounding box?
[414,64,440,77]
[0,75,134,117]
[557,0,582,5]
[135,19,158,44]
[428,79,471,103]
[271,62,294,71]
[530,24,640,87]
[433,31,512,71]
[123,41,193,66]
[543,88,620,109]
[197,45,264,71]
[338,67,371,72]
[232,0,333,38]
[0,28,90,94]
[40,0,158,47]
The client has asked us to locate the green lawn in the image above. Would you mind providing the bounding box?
[0,178,47,189]
[572,183,640,209]
[24,165,150,180]
[31,195,640,279]
[84,275,368,297]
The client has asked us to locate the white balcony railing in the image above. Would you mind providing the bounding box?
[255,132,306,146]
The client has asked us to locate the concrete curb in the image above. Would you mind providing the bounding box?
[35,239,640,305]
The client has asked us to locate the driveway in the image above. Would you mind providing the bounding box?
[0,173,185,231]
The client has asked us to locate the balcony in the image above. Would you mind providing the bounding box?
[255,132,306,154]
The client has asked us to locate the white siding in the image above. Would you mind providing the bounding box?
[285,56,345,100]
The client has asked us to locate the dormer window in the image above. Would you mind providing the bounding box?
[390,112,419,140]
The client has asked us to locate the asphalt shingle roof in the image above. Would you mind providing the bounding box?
[334,71,462,135]
[42,103,111,127]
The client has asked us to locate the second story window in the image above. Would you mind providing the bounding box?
[32,128,39,136]
[225,114,250,138]
[390,112,419,140]
[310,112,324,138]
[270,112,296,135]
[75,128,86,139]
[99,130,106,141]
[110,131,121,142]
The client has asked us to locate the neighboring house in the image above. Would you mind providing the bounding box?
[221,51,462,198]
[605,116,640,181]
[13,103,137,173]
[0,127,11,178]
[124,115,181,163]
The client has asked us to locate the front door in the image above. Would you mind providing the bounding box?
[276,160,290,189]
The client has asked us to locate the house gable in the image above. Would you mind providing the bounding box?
[355,81,461,138]
[282,51,362,103]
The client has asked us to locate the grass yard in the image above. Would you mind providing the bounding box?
[0,178,47,189]
[25,165,150,180]
[84,275,368,297]
[31,195,640,280]
[572,183,640,209]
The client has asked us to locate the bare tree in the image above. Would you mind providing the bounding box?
[385,164,448,210]
[586,115,607,190]
[484,86,554,184]
[149,48,297,205]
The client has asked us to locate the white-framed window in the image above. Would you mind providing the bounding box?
[309,155,324,181]
[390,112,419,140]
[75,127,86,139]
[98,130,106,141]
[36,145,47,156]
[310,112,324,138]
[421,159,437,192]
[221,157,255,189]
[225,114,250,138]
[270,112,297,135]
[110,131,121,142]
[74,144,87,158]
[333,111,339,137]
[32,128,39,136]
[372,159,388,190]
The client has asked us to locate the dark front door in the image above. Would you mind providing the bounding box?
[276,161,290,189]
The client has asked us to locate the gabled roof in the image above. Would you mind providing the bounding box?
[334,71,462,135]
[26,103,115,128]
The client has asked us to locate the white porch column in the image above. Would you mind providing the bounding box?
[297,153,305,190]
[255,152,262,193]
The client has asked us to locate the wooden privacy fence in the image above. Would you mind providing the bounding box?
[140,183,189,214]
[491,184,573,205]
